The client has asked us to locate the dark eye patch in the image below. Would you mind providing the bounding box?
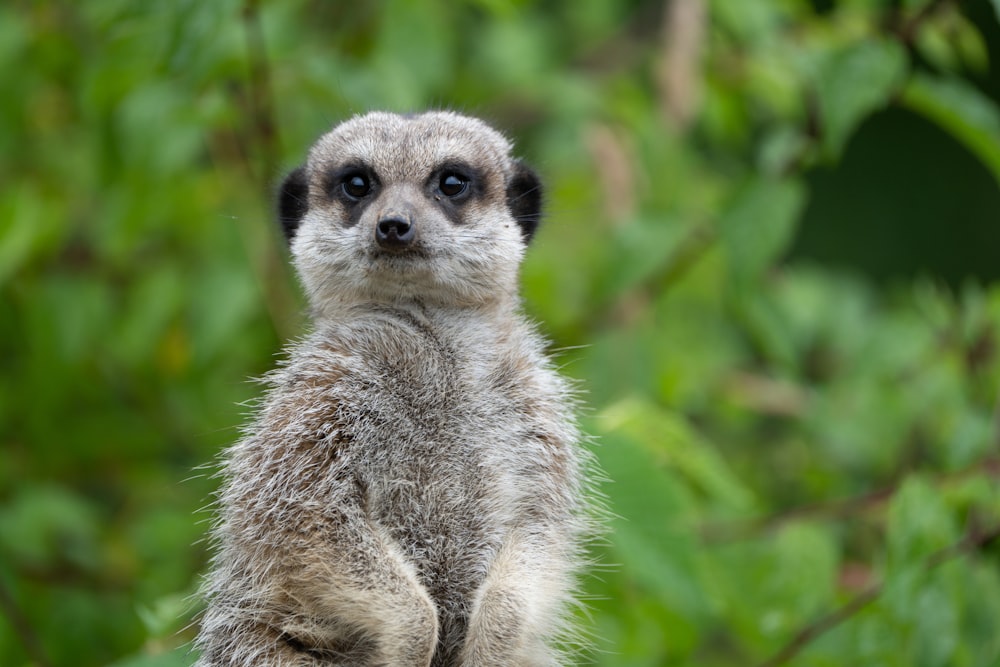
[321,163,379,227]
[428,163,483,202]
[324,164,378,204]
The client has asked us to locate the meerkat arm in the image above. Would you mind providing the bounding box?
[198,371,441,667]
[199,488,440,666]
[460,527,574,667]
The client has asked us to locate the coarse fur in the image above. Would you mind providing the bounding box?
[196,111,593,666]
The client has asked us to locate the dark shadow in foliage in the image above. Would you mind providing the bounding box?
[792,106,1000,285]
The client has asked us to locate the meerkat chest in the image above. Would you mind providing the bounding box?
[320,313,549,585]
[347,320,535,482]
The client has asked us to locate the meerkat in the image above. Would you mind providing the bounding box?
[196,111,592,667]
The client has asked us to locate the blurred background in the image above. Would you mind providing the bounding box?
[2,1,1000,665]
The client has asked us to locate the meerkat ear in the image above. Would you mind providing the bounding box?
[506,160,543,243]
[278,166,309,243]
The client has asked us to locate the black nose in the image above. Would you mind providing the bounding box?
[375,215,415,249]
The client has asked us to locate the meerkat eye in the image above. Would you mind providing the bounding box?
[342,173,371,200]
[438,172,469,198]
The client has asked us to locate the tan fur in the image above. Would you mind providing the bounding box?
[196,112,591,666]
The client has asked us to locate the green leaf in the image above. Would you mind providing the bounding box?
[886,476,957,572]
[0,485,102,572]
[718,176,806,284]
[710,0,785,46]
[901,73,1000,186]
[590,418,712,626]
[604,214,688,299]
[708,523,839,650]
[598,398,755,511]
[772,523,838,612]
[915,20,961,72]
[912,580,959,667]
[815,39,908,159]
[0,191,39,286]
[953,14,989,73]
[136,592,194,638]
[106,646,193,667]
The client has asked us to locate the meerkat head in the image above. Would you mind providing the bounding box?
[277,111,543,315]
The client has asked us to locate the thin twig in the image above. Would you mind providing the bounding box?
[890,0,953,44]
[755,585,881,667]
[0,577,51,667]
[584,222,716,333]
[239,0,300,340]
[754,516,1000,666]
[699,456,1000,543]
[242,0,280,182]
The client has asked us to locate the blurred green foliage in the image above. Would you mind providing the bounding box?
[2,0,1000,665]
